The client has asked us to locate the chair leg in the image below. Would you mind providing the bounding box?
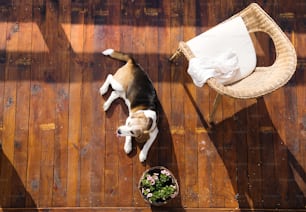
[209,93,222,123]
[169,48,181,62]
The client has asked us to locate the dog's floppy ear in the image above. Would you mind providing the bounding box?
[143,118,153,134]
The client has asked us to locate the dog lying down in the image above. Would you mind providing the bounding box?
[99,49,159,162]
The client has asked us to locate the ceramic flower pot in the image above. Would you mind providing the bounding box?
[138,166,179,206]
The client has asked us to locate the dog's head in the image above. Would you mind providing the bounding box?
[117,111,153,140]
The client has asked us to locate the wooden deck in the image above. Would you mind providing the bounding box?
[0,0,305,211]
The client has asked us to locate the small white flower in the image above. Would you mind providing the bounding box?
[161,169,171,176]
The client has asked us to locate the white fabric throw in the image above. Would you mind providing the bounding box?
[187,51,240,87]
[185,17,257,87]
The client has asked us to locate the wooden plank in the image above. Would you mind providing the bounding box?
[246,100,262,208]
[268,89,289,209]
[1,206,304,212]
[155,0,170,205]
[26,0,48,207]
[103,0,121,207]
[66,0,85,206]
[0,0,8,138]
[155,0,184,208]
[0,1,8,208]
[144,0,159,168]
[1,0,20,207]
[209,123,226,208]
[196,56,212,209]
[10,0,33,208]
[283,69,303,207]
[52,0,71,207]
[197,131,213,208]
[168,0,186,207]
[182,0,200,208]
[116,0,134,207]
[222,96,239,208]
[104,127,119,207]
[88,0,108,207]
[129,0,148,207]
[79,0,95,206]
[234,99,249,208]
[183,83,199,208]
[295,19,306,208]
[258,97,279,208]
[206,0,225,208]
[37,0,68,206]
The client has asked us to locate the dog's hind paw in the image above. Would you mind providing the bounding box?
[102,49,114,56]
[103,102,110,111]
[99,86,108,96]
[139,151,147,162]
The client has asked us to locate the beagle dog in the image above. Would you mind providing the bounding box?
[99,49,159,162]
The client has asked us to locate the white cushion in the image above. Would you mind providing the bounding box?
[186,16,256,84]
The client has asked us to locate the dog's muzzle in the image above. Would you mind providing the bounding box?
[117,127,134,137]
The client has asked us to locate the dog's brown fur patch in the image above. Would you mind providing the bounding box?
[113,62,134,91]
[135,132,150,143]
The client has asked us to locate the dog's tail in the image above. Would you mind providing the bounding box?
[102,49,133,63]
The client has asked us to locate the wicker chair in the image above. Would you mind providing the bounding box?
[169,3,297,123]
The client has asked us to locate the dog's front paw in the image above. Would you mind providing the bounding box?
[124,144,132,155]
[102,49,114,56]
[124,137,132,154]
[139,151,147,163]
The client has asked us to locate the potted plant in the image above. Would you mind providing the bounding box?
[138,166,179,206]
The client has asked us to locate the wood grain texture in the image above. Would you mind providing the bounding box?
[67,0,84,206]
[0,0,304,211]
[117,0,134,207]
[103,0,120,207]
[11,0,33,208]
[52,0,71,207]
